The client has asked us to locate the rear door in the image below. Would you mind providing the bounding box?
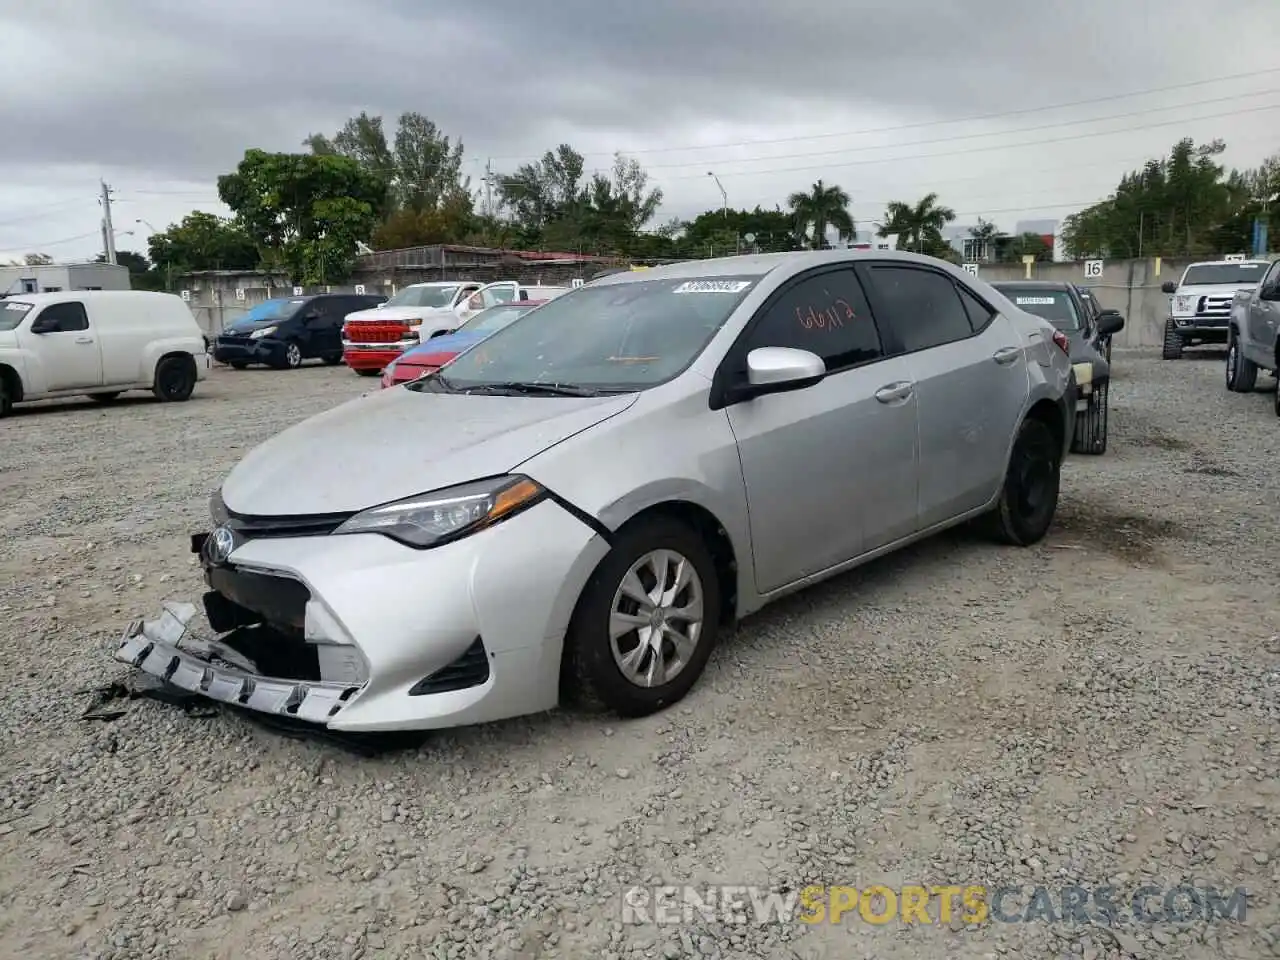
[23,300,104,390]
[1246,260,1280,361]
[858,263,1027,529]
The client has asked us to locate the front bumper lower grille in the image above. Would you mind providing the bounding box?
[409,637,490,695]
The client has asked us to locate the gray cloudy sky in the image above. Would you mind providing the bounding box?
[1,0,1278,261]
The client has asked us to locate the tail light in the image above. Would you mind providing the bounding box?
[1052,330,1070,355]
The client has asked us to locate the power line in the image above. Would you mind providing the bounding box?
[484,66,1280,162]
[0,230,102,254]
[642,88,1280,172]
[657,101,1280,181]
[0,198,92,228]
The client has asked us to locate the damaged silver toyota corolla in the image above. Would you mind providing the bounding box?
[115,250,1075,732]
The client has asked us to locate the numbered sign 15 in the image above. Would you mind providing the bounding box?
[961,263,979,276]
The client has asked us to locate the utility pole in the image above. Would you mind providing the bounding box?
[100,180,117,265]
[484,159,493,219]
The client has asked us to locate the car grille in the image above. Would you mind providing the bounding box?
[1196,295,1234,318]
[346,321,408,344]
[208,566,311,633]
[224,511,353,538]
[216,335,254,346]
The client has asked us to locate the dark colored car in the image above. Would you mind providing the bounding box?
[990,281,1124,455]
[213,293,386,370]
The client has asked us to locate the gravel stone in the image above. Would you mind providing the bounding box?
[1,354,1278,959]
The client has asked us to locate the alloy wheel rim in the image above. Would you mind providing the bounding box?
[1228,344,1236,383]
[288,344,301,366]
[609,549,704,688]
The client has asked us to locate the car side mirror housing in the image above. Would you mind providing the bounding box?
[1261,283,1280,302]
[1096,310,1124,337]
[730,347,825,402]
[1160,281,1177,294]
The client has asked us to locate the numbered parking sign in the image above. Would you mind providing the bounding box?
[292,286,304,296]
[961,263,979,276]
[354,284,366,295]
[180,290,191,302]
[1084,260,1103,279]
[571,278,584,288]
[235,287,245,301]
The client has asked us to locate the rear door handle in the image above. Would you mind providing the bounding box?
[74,337,94,344]
[875,381,914,403]
[992,346,1020,364]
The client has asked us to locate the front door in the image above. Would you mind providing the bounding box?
[858,263,1028,529]
[23,301,103,390]
[721,265,919,593]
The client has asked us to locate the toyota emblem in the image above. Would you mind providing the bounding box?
[207,525,236,564]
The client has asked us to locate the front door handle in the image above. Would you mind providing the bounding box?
[74,337,94,344]
[875,381,914,403]
[992,346,1020,364]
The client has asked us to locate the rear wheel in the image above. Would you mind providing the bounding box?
[153,355,196,402]
[563,517,720,717]
[1071,381,1108,455]
[355,368,380,378]
[1225,337,1258,393]
[1161,319,1184,360]
[979,418,1061,546]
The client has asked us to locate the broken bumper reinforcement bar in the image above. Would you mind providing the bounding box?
[113,603,360,726]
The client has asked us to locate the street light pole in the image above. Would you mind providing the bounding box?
[707,172,728,220]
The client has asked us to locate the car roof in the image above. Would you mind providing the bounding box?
[0,290,179,305]
[1185,259,1270,268]
[587,249,971,288]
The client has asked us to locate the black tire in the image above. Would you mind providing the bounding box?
[979,418,1061,546]
[562,516,721,717]
[1225,336,1258,393]
[322,354,343,366]
[1071,380,1108,455]
[282,341,303,369]
[229,361,248,370]
[152,355,196,402]
[89,392,122,403]
[0,376,11,418]
[1161,319,1184,359]
[1104,339,1113,364]
[1274,379,1280,418]
[355,368,381,378]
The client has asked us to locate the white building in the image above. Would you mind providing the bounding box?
[0,261,131,295]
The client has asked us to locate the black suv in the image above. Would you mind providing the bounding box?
[990,281,1124,455]
[213,293,386,370]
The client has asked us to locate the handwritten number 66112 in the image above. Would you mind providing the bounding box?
[796,298,855,331]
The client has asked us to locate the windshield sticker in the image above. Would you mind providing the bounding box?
[4,301,29,310]
[1016,297,1056,305]
[672,280,753,294]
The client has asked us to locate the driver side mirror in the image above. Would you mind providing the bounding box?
[1261,282,1280,302]
[729,347,826,403]
[1096,310,1124,337]
[1160,281,1177,294]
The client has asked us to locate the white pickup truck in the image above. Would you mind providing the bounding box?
[1224,257,1280,415]
[0,290,209,416]
[1160,258,1271,359]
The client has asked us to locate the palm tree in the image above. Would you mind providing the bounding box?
[878,192,957,255]
[787,180,855,250]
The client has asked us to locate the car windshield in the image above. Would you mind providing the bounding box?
[995,287,1080,330]
[237,298,297,323]
[0,299,33,331]
[407,275,759,394]
[1180,262,1269,285]
[387,285,457,308]
[460,303,536,335]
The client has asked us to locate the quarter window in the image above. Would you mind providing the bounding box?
[864,265,973,352]
[956,284,996,333]
[743,267,882,370]
[35,301,89,332]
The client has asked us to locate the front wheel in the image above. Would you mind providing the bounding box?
[1225,338,1259,393]
[562,517,720,717]
[283,342,303,369]
[979,418,1061,546]
[1071,381,1108,455]
[153,355,196,402]
[354,368,380,378]
[1161,319,1183,360]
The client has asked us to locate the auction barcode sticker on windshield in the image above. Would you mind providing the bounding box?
[1016,297,1056,305]
[672,280,753,294]
[4,301,28,309]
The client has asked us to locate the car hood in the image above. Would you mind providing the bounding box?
[220,386,640,515]
[345,306,455,324]
[400,331,485,362]
[1173,282,1259,297]
[224,318,283,334]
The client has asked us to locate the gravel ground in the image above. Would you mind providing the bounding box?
[0,351,1277,960]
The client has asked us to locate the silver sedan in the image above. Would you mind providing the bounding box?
[116,250,1076,731]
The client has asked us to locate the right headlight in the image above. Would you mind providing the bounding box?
[332,475,546,549]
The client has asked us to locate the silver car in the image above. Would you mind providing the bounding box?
[115,251,1076,732]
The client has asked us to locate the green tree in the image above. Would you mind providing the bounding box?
[94,249,165,290]
[878,192,956,257]
[23,253,53,265]
[787,180,854,249]
[217,149,386,283]
[679,206,804,256]
[967,218,1004,262]
[146,211,258,281]
[497,144,588,238]
[999,232,1053,263]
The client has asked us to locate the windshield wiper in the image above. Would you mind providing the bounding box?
[461,381,604,398]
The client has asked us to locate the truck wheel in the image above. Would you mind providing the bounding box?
[1161,319,1183,360]
[1225,338,1258,393]
[1071,381,1108,455]
[153,355,196,402]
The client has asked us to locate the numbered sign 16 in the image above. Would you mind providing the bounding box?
[354,284,366,295]
[961,263,979,276]
[235,288,246,301]
[1084,260,1103,279]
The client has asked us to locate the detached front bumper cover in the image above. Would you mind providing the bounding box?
[114,602,361,726]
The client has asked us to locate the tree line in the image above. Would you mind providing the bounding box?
[29,113,1272,286]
